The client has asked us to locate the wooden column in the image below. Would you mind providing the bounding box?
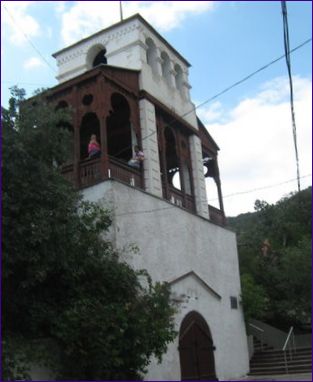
[99,76,109,180]
[73,85,81,188]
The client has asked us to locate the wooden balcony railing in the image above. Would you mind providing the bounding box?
[166,186,195,213]
[61,156,143,190]
[80,158,102,187]
[208,205,226,226]
[61,163,75,185]
[108,156,142,188]
[61,159,203,217]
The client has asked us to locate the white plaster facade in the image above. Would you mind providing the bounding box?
[139,98,163,198]
[83,180,249,380]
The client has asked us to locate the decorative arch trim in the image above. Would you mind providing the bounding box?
[168,271,222,300]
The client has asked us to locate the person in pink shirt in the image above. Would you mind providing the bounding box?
[88,134,101,159]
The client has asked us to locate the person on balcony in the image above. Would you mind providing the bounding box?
[128,145,144,169]
[88,134,101,159]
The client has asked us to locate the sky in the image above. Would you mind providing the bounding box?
[1,0,312,217]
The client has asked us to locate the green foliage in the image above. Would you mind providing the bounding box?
[240,274,269,324]
[2,88,176,380]
[228,188,312,328]
[2,336,31,381]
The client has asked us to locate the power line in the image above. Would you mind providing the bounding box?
[207,174,311,202]
[114,174,311,217]
[2,4,57,74]
[119,37,311,156]
[192,38,311,115]
[281,1,301,192]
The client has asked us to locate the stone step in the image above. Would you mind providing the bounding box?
[252,352,312,360]
[249,344,312,376]
[249,368,312,376]
[253,345,273,352]
[253,347,311,357]
[251,358,312,367]
[249,365,312,376]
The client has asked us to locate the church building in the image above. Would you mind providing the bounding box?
[46,13,249,380]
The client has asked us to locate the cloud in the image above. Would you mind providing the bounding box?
[201,76,312,216]
[1,1,40,46]
[124,1,215,32]
[55,1,67,14]
[197,101,224,123]
[60,1,215,45]
[24,57,44,70]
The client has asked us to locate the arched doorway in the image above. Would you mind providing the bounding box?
[106,93,132,161]
[164,126,181,190]
[179,311,217,381]
[80,113,101,159]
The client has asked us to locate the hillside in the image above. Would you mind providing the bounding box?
[227,187,312,330]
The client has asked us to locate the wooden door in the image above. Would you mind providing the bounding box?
[179,311,218,381]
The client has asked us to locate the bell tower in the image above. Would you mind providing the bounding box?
[47,13,249,381]
[53,14,218,219]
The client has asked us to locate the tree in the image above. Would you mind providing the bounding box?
[240,273,269,324]
[228,188,312,329]
[2,88,176,380]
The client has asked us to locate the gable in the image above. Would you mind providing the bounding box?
[168,271,222,301]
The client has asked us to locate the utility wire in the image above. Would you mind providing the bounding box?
[281,1,301,192]
[207,174,311,202]
[113,37,311,158]
[114,174,311,217]
[2,4,57,74]
[191,38,311,115]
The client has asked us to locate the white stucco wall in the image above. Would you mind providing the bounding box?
[83,179,249,380]
[189,134,210,219]
[139,98,163,197]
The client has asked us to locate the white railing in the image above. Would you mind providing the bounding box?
[282,326,296,374]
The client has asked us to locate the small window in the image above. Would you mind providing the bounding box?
[82,94,93,106]
[230,296,238,309]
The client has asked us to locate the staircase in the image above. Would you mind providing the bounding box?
[249,338,312,376]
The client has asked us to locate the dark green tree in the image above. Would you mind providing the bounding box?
[228,188,312,329]
[2,88,176,380]
[240,273,269,324]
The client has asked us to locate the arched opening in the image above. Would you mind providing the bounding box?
[80,113,101,160]
[146,38,158,75]
[164,127,181,190]
[106,93,132,161]
[93,49,107,67]
[86,44,107,69]
[203,155,220,209]
[161,51,171,85]
[175,64,183,90]
[179,311,217,381]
